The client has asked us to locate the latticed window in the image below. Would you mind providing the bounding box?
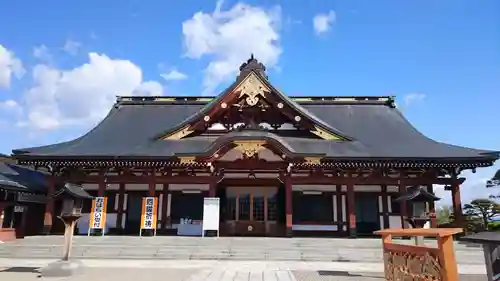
[253,196,265,221]
[238,195,250,220]
[267,196,277,221]
[226,197,236,220]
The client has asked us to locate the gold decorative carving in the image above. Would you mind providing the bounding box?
[310,125,342,140]
[304,157,322,165]
[162,125,194,140]
[234,72,270,106]
[233,140,266,158]
[384,250,442,281]
[178,157,197,164]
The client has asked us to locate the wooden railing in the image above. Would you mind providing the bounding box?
[373,228,463,281]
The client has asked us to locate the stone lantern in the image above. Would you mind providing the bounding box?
[394,185,440,245]
[40,183,93,277]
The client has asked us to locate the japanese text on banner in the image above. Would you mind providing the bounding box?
[141,197,157,229]
[89,197,107,229]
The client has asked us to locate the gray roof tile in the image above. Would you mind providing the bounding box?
[12,99,498,161]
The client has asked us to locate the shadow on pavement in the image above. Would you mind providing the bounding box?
[318,270,383,279]
[0,266,39,273]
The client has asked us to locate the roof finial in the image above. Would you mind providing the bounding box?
[237,53,268,80]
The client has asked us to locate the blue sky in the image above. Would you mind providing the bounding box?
[0,0,498,205]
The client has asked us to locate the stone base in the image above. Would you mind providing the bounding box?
[0,228,16,242]
[348,228,357,238]
[38,260,84,277]
[41,225,52,235]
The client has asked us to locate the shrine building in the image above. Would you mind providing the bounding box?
[13,56,499,237]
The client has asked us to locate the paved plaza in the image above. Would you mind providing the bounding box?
[0,259,489,281]
[0,236,488,280]
[0,236,486,264]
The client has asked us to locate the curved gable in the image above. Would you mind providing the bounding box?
[158,56,351,142]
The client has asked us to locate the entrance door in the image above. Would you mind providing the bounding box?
[225,187,278,236]
[355,193,380,235]
[124,194,143,234]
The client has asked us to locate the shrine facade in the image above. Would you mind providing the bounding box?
[13,56,499,237]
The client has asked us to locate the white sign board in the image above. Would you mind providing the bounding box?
[202,197,220,237]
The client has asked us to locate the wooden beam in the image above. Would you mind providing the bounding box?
[62,175,216,184]
[290,176,464,185]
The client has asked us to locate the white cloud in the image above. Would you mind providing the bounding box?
[134,81,164,96]
[0,99,22,115]
[161,69,188,81]
[182,0,282,94]
[403,93,426,105]
[313,10,336,35]
[33,45,52,62]
[0,44,25,88]
[17,53,162,130]
[62,39,81,56]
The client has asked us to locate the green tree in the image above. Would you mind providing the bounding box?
[463,199,500,230]
[486,169,500,188]
[436,205,453,225]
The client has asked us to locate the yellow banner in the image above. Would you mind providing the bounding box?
[141,197,158,229]
[89,197,107,229]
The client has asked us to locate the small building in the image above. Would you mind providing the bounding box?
[0,154,48,240]
[12,56,500,237]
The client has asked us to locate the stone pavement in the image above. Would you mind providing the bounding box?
[0,259,490,279]
[0,262,488,281]
[0,236,487,280]
[0,236,485,265]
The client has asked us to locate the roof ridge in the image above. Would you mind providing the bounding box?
[116,95,396,106]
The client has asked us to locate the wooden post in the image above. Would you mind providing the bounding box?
[43,177,56,234]
[398,183,408,229]
[381,185,390,229]
[208,180,216,197]
[116,183,125,231]
[346,183,356,237]
[427,184,437,228]
[451,182,464,227]
[98,171,106,197]
[161,184,169,230]
[438,233,459,281]
[374,228,462,281]
[148,168,156,197]
[62,220,77,261]
[284,175,292,237]
[335,185,342,228]
[17,207,28,238]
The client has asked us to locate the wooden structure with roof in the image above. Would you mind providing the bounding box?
[12,56,500,237]
[0,154,48,240]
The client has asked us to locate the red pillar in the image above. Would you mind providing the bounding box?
[98,171,106,197]
[451,182,464,227]
[381,185,390,229]
[208,180,216,197]
[346,183,356,237]
[399,183,408,229]
[148,169,156,197]
[335,185,342,226]
[161,183,170,230]
[43,177,56,234]
[285,175,292,237]
[116,183,125,231]
[427,184,438,228]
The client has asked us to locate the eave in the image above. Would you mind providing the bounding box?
[15,155,495,170]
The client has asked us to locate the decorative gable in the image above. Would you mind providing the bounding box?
[160,55,350,142]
